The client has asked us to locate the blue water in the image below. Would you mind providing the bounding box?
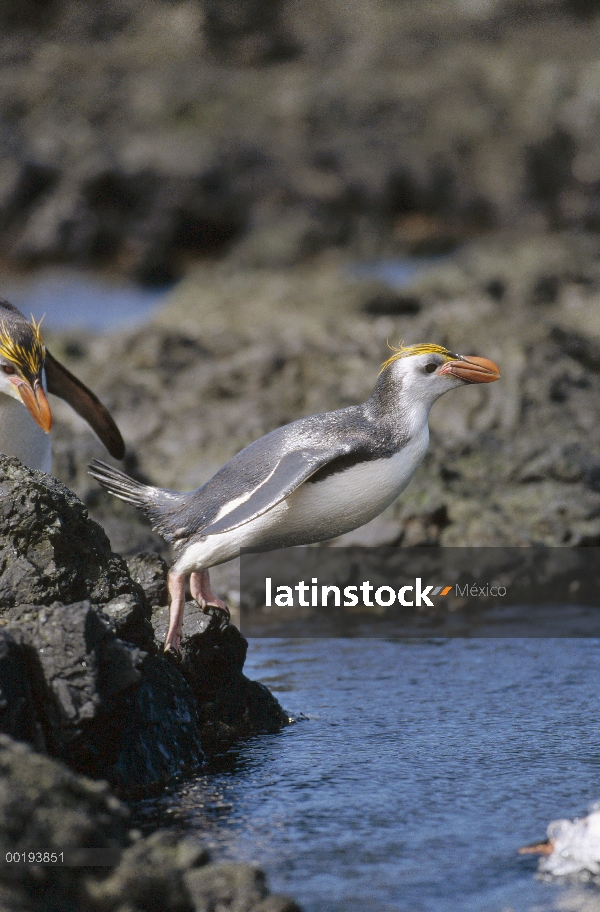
[134,639,600,912]
[350,256,451,289]
[0,268,169,330]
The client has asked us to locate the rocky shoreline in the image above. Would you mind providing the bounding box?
[0,736,300,912]
[0,455,289,794]
[1,232,600,907]
[0,454,296,911]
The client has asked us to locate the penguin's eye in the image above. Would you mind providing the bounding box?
[1,365,15,375]
[425,363,437,374]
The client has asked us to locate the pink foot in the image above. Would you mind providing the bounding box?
[164,570,186,654]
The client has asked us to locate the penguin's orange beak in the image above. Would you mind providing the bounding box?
[438,356,501,384]
[14,377,52,432]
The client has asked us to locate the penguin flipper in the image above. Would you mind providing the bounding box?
[45,350,125,459]
[199,444,351,537]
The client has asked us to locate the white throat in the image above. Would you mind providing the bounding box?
[0,394,51,473]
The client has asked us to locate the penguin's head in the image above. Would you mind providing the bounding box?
[0,312,52,432]
[380,343,500,408]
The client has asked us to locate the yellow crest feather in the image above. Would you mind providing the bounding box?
[380,342,453,373]
[0,314,46,376]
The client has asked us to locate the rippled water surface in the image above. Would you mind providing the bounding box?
[134,639,600,912]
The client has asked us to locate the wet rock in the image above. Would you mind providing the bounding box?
[0,456,145,612]
[152,603,289,754]
[85,654,205,796]
[0,735,302,912]
[0,458,203,789]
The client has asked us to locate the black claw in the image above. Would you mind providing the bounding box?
[164,643,182,663]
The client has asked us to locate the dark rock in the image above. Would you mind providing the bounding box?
[0,632,44,751]
[400,504,451,547]
[531,275,561,305]
[0,736,302,912]
[0,456,145,612]
[585,464,600,493]
[525,128,577,222]
[87,830,208,912]
[0,597,204,795]
[102,593,156,648]
[85,654,205,797]
[0,600,145,756]
[0,455,289,793]
[153,603,290,755]
[127,552,170,609]
[548,372,592,403]
[362,286,421,316]
[484,278,506,301]
[183,621,289,754]
[204,0,299,65]
[0,734,128,897]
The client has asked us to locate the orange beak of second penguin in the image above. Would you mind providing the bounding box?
[17,378,52,432]
[438,356,501,384]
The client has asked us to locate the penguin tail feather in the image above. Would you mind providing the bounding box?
[88,459,151,509]
[88,460,193,543]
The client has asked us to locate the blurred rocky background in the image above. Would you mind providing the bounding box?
[2,0,600,278]
[2,5,600,906]
[1,0,600,581]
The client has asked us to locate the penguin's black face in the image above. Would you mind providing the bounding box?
[0,316,52,433]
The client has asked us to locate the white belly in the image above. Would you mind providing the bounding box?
[0,395,52,473]
[176,425,429,573]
